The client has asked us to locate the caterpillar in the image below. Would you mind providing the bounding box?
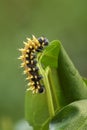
[19,35,49,94]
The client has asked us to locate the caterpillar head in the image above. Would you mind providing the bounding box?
[38,37,49,46]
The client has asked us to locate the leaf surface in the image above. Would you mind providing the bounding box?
[50,100,87,130]
[25,40,87,130]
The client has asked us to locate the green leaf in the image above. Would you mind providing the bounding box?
[40,40,60,68]
[83,77,87,86]
[58,44,87,104]
[25,40,87,130]
[47,67,66,112]
[25,91,50,130]
[50,100,87,130]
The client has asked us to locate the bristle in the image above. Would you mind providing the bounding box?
[32,35,37,41]
[27,38,32,43]
[26,49,30,53]
[30,55,34,59]
[32,35,40,46]
[25,54,28,57]
[26,75,33,80]
[19,48,25,52]
[32,68,36,71]
[23,41,26,45]
[35,89,38,93]
[23,70,28,74]
[25,60,29,64]
[35,75,37,79]
[29,46,33,49]
[42,42,45,46]
[32,90,36,94]
[24,68,31,74]
[36,81,39,85]
[28,82,35,86]
[20,62,25,67]
[18,55,24,60]
[27,86,35,91]
[37,85,40,89]
[31,42,35,46]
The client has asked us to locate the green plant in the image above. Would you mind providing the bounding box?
[20,38,87,130]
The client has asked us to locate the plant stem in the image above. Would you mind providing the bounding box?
[38,62,55,119]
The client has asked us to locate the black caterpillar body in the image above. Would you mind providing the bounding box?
[19,35,49,93]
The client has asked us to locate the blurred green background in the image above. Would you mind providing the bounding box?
[0,0,87,128]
